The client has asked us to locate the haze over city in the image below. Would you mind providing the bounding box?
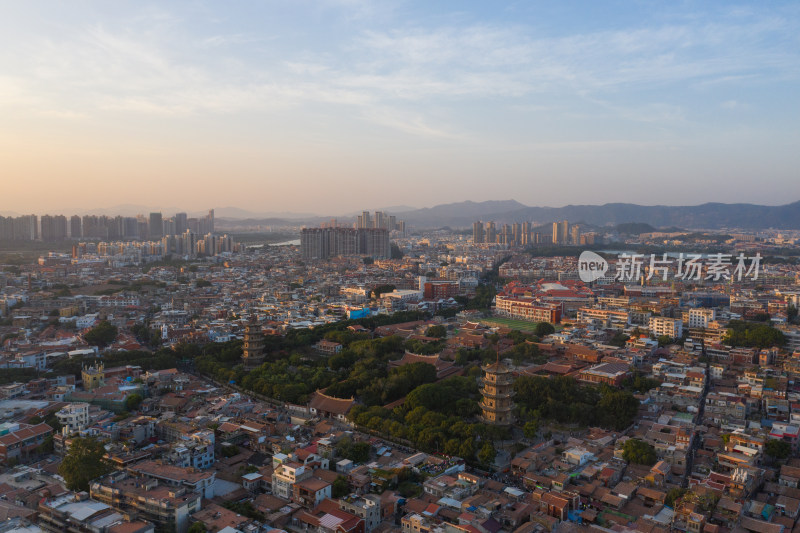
[2,0,800,214]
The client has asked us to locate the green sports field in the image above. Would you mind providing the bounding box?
[480,317,540,332]
[479,316,564,333]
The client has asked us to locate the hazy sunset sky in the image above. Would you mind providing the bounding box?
[1,1,799,215]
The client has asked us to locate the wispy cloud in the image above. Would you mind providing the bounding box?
[1,3,798,140]
[721,99,746,110]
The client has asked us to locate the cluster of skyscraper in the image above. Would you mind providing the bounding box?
[0,210,215,242]
[355,210,405,233]
[301,210,404,261]
[473,220,541,246]
[73,231,235,259]
[300,227,391,261]
[473,219,594,246]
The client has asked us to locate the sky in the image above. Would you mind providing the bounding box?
[1,0,799,216]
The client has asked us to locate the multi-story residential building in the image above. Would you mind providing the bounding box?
[423,473,480,500]
[486,221,496,244]
[272,459,311,500]
[561,448,595,467]
[728,432,764,453]
[91,472,200,533]
[293,477,332,509]
[648,384,703,410]
[494,296,562,323]
[38,493,154,533]
[576,307,630,328]
[472,221,485,244]
[0,422,53,465]
[128,461,216,499]
[301,227,390,260]
[0,383,27,399]
[148,212,163,239]
[685,308,716,328]
[402,513,443,533]
[422,279,460,299]
[339,495,382,533]
[55,403,90,435]
[69,215,82,238]
[165,430,215,470]
[578,362,631,387]
[40,214,68,242]
[552,220,569,245]
[649,316,683,338]
[705,392,748,424]
[0,214,38,240]
[779,326,800,353]
[769,423,800,452]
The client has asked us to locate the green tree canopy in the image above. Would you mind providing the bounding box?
[425,325,447,338]
[665,488,687,508]
[609,331,630,347]
[390,243,404,260]
[125,393,143,411]
[336,438,371,463]
[622,438,657,466]
[187,522,207,533]
[84,321,118,348]
[534,322,555,337]
[723,320,786,348]
[221,444,240,458]
[58,437,113,491]
[514,375,639,431]
[765,439,792,462]
[523,420,539,439]
[332,475,350,498]
[371,284,395,298]
[478,441,497,466]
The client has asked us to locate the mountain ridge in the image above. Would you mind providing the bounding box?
[396,200,800,230]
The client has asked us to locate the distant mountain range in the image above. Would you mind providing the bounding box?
[202,200,800,230]
[5,200,799,230]
[393,200,800,230]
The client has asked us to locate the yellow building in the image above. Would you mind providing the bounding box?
[59,305,80,317]
[82,363,105,390]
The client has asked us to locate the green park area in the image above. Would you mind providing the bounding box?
[480,317,563,333]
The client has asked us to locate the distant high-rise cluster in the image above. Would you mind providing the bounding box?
[472,220,541,246]
[0,214,41,241]
[72,232,235,260]
[301,227,390,261]
[552,220,595,245]
[356,210,405,233]
[0,209,215,243]
[472,219,595,246]
[300,210,406,261]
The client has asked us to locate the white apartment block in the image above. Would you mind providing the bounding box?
[779,326,800,353]
[55,403,89,435]
[649,317,683,339]
[685,308,716,329]
[271,461,310,500]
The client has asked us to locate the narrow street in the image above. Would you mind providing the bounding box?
[681,355,710,489]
